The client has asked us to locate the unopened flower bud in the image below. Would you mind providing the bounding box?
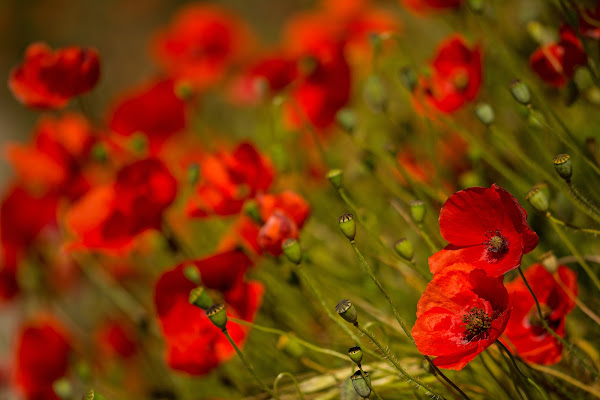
[394,238,414,261]
[539,250,558,273]
[348,346,363,365]
[364,75,388,113]
[336,108,357,133]
[187,163,200,186]
[351,370,371,399]
[409,200,426,223]
[277,334,304,358]
[243,199,263,224]
[553,154,572,182]
[399,66,417,92]
[526,183,549,213]
[338,213,356,241]
[282,238,302,264]
[183,264,200,284]
[475,102,495,126]
[189,286,212,310]
[53,378,72,399]
[336,299,358,324]
[206,303,227,330]
[327,169,343,189]
[510,80,531,105]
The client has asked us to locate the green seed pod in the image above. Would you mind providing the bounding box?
[183,264,201,284]
[509,80,531,105]
[539,250,558,273]
[189,286,212,310]
[364,75,388,113]
[336,299,358,324]
[53,378,72,399]
[351,370,371,399]
[399,66,417,92]
[474,102,495,126]
[409,200,426,223]
[282,238,302,264]
[553,154,572,182]
[338,213,356,241]
[327,169,344,189]
[187,163,200,186]
[206,303,228,330]
[526,183,549,213]
[336,109,357,133]
[277,334,304,358]
[91,143,108,163]
[348,346,363,365]
[394,238,414,261]
[130,132,148,155]
[243,199,263,224]
[175,80,194,100]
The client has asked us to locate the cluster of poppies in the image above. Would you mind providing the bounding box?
[412,184,578,369]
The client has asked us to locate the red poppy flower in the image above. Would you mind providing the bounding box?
[108,79,187,154]
[228,54,298,105]
[412,262,510,370]
[186,142,274,218]
[284,16,352,131]
[9,42,100,109]
[401,0,461,14]
[6,113,95,200]
[1,185,58,267]
[152,4,253,90]
[96,320,138,359]
[154,249,263,375]
[65,158,177,252]
[13,317,71,400]
[414,35,482,114]
[530,26,587,87]
[429,184,539,277]
[0,261,19,301]
[501,264,577,365]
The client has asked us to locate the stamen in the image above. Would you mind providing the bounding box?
[462,307,492,342]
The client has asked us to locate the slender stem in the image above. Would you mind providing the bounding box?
[567,182,600,224]
[417,223,438,254]
[528,363,600,399]
[358,364,384,400]
[273,372,306,400]
[547,213,600,236]
[479,353,515,400]
[550,273,600,326]
[350,242,469,400]
[547,218,600,292]
[355,324,446,400]
[228,317,347,361]
[517,266,600,378]
[496,341,550,400]
[222,329,279,399]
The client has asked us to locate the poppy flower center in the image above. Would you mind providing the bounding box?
[527,304,556,335]
[484,230,509,255]
[462,307,492,341]
[452,70,469,91]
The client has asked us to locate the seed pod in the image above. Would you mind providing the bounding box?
[282,238,302,265]
[189,287,212,310]
[336,299,358,324]
[553,154,572,182]
[510,80,531,105]
[338,213,356,241]
[206,304,227,330]
[475,102,495,126]
[526,183,549,213]
[409,200,426,223]
[348,346,363,365]
[336,109,357,133]
[327,169,343,189]
[394,238,414,261]
[351,370,371,398]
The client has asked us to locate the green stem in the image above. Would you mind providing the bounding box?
[273,372,305,400]
[517,266,600,378]
[358,364,383,400]
[417,223,438,254]
[222,329,279,399]
[496,341,550,400]
[355,324,446,400]
[479,353,515,400]
[568,182,600,223]
[547,218,600,292]
[546,213,600,236]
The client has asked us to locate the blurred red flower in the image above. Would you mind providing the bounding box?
[429,184,539,277]
[580,3,600,40]
[13,317,71,400]
[530,26,587,88]
[186,142,274,218]
[152,4,253,90]
[401,0,461,14]
[9,42,100,109]
[65,158,177,253]
[502,264,577,365]
[6,113,95,200]
[414,35,482,113]
[154,249,263,375]
[108,79,187,154]
[96,320,138,360]
[412,262,510,370]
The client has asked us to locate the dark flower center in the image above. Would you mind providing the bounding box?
[484,230,509,259]
[462,307,492,342]
[527,304,557,336]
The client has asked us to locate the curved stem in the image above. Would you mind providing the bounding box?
[496,341,550,400]
[517,266,600,379]
[222,329,279,399]
[273,372,306,400]
[547,213,600,236]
